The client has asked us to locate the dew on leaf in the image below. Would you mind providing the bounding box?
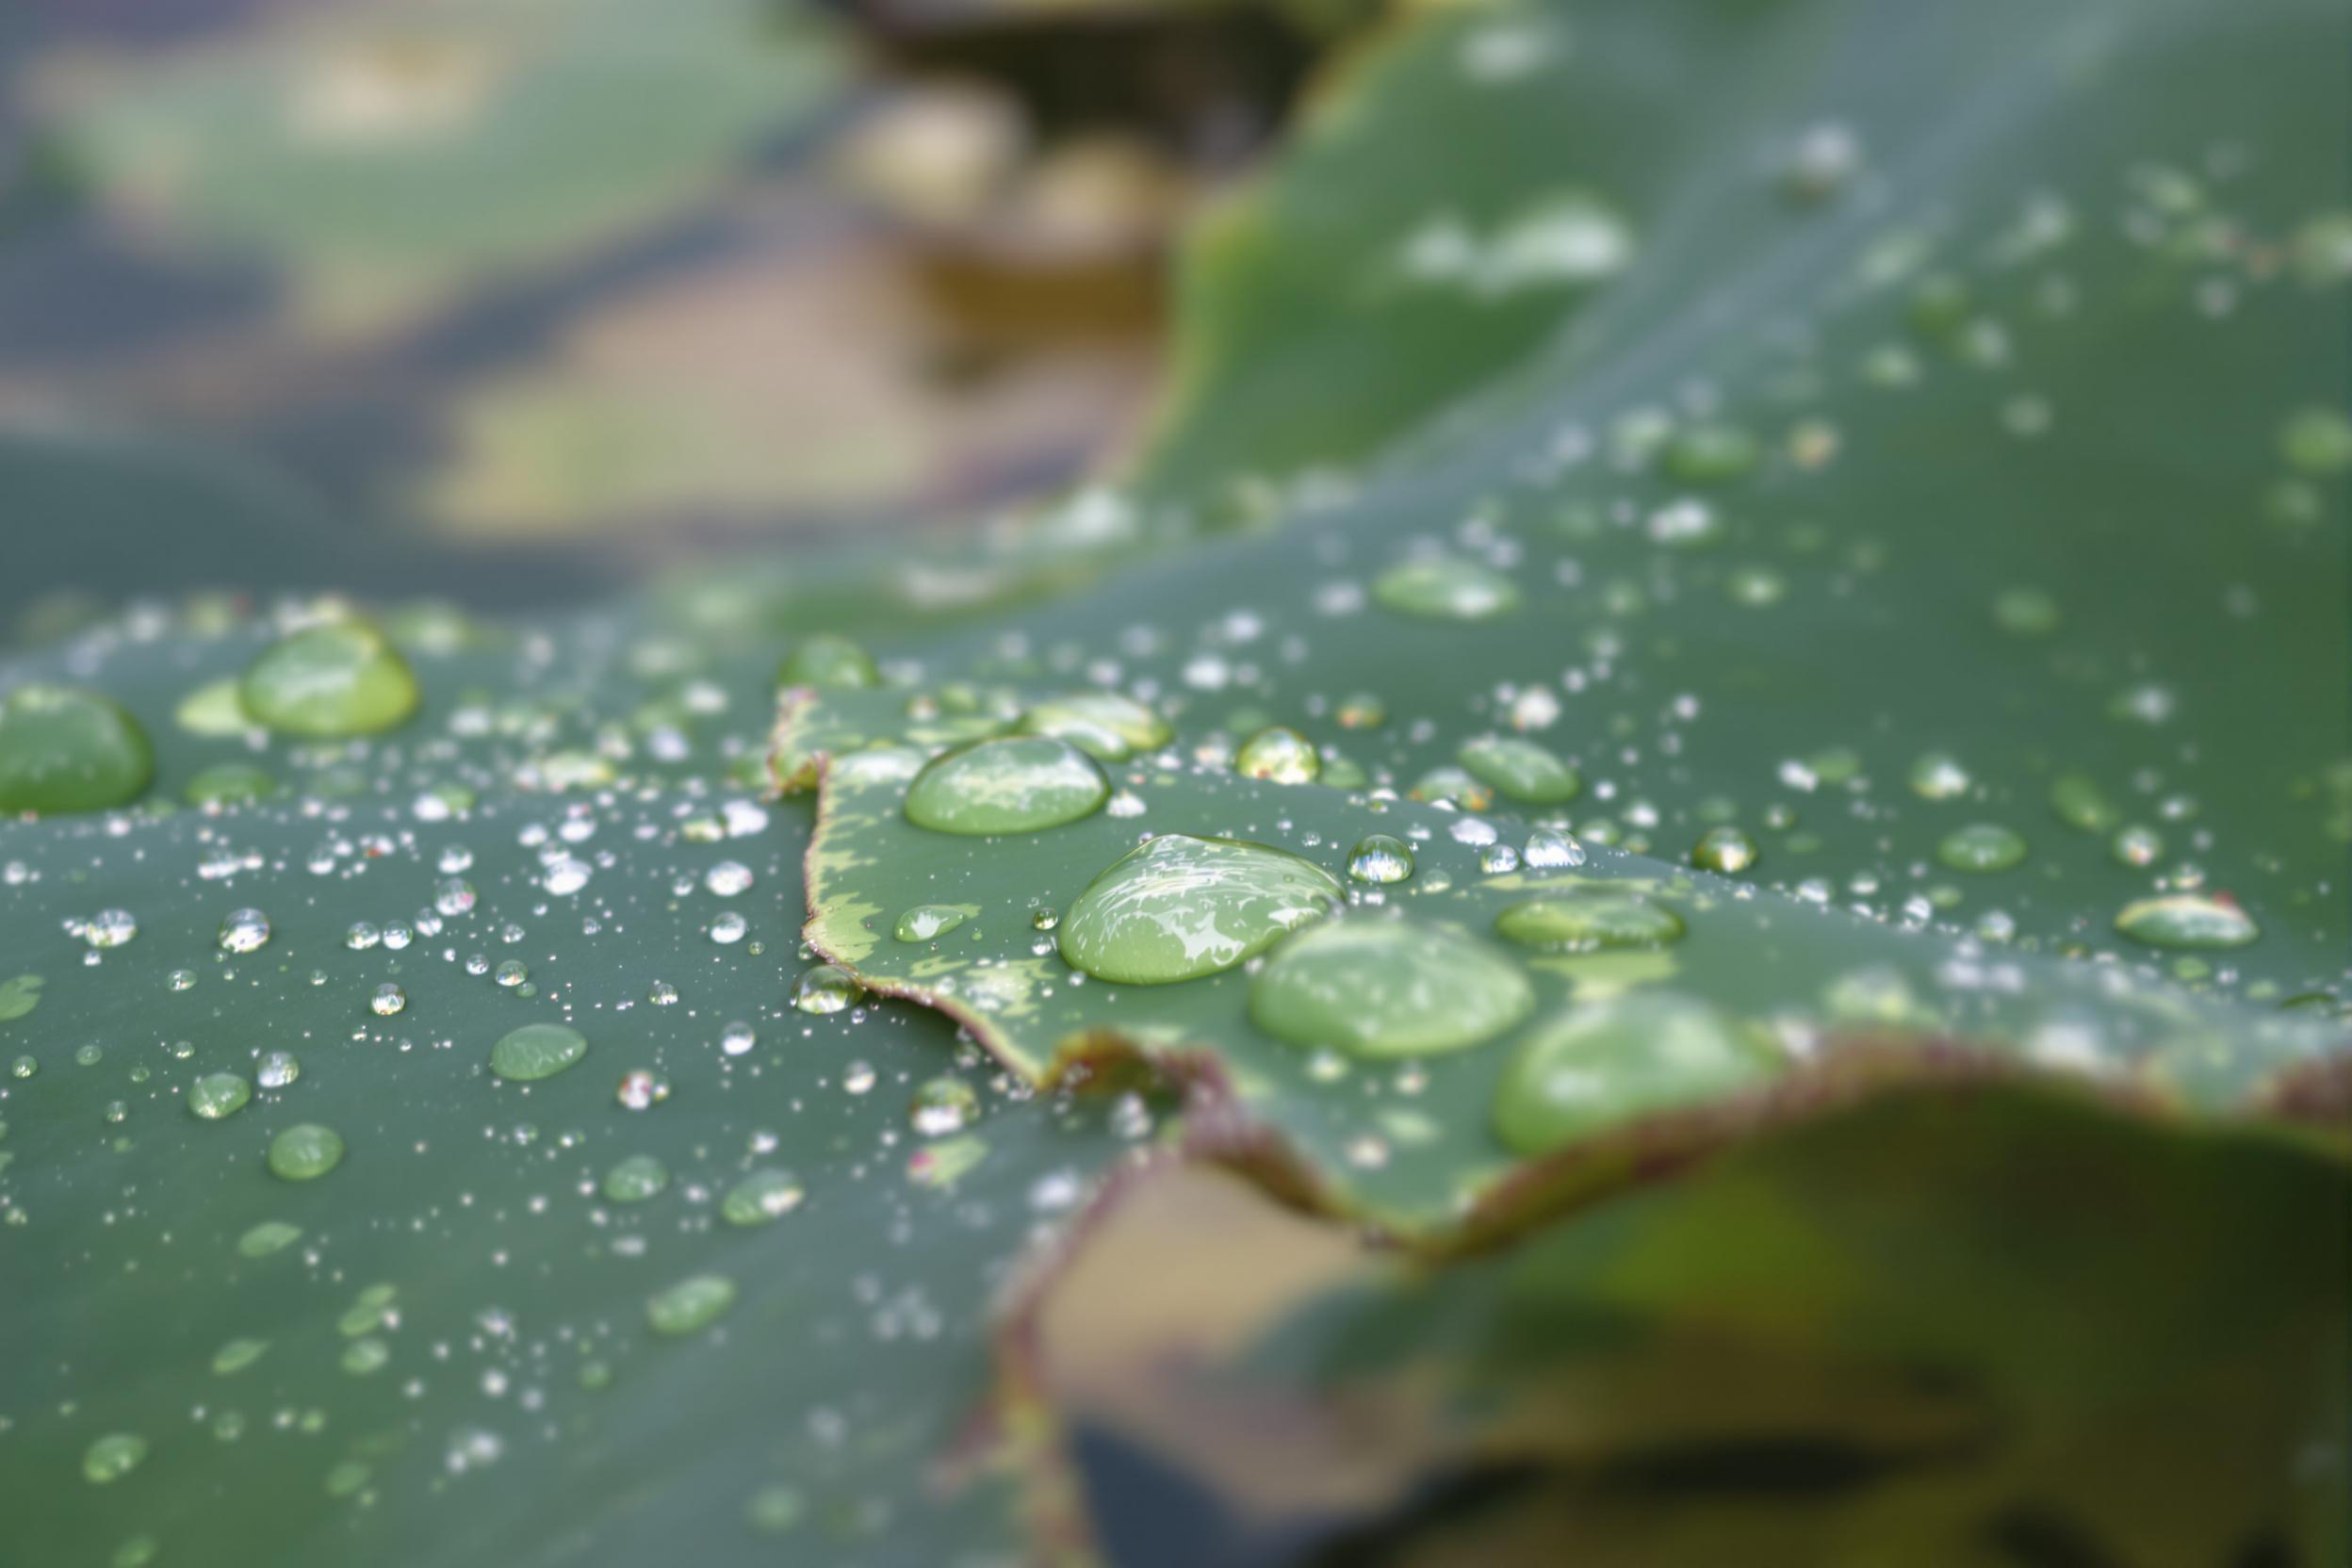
[2115,894,2259,950]
[904,736,1109,835]
[793,964,862,1015]
[2050,771,2121,833]
[616,1070,671,1110]
[893,905,970,942]
[910,1076,980,1136]
[83,1433,148,1485]
[776,633,879,690]
[1371,557,1520,621]
[239,621,418,737]
[1495,893,1685,953]
[602,1154,670,1203]
[1690,825,1758,874]
[1909,752,1971,800]
[1521,827,1585,869]
[236,1220,302,1258]
[219,908,272,954]
[1234,727,1321,784]
[186,1071,253,1120]
[267,1122,345,1181]
[0,685,154,814]
[722,1168,805,1226]
[1250,918,1533,1059]
[210,1338,269,1376]
[369,984,407,1016]
[705,860,754,897]
[1347,834,1414,884]
[2112,824,2164,867]
[1058,833,1343,984]
[646,1274,738,1336]
[1015,692,1171,760]
[256,1052,300,1087]
[1936,823,2028,873]
[1459,735,1579,804]
[489,1021,588,1082]
[1494,993,1782,1154]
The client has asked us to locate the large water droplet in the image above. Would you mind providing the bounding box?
[218,908,272,954]
[489,1021,587,1082]
[1347,834,1414,884]
[646,1273,737,1336]
[1494,994,1781,1154]
[1250,918,1533,1058]
[1058,834,1342,985]
[239,622,418,737]
[83,1433,148,1485]
[893,905,970,942]
[2115,894,2259,950]
[776,633,879,690]
[722,1169,805,1226]
[1372,557,1520,621]
[1936,823,2028,873]
[903,736,1109,835]
[1234,727,1320,784]
[267,1122,345,1181]
[186,1071,253,1120]
[1690,825,1758,874]
[1459,736,1580,804]
[1016,692,1171,760]
[602,1154,670,1203]
[793,964,862,1014]
[0,686,153,814]
[1495,893,1685,953]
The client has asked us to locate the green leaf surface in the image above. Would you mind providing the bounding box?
[786,684,2344,1231]
[0,613,1138,1568]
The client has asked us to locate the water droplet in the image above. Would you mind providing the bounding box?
[647,980,679,1006]
[720,1021,757,1055]
[433,877,477,916]
[256,1051,300,1088]
[494,958,530,987]
[793,964,862,1015]
[218,907,272,954]
[2050,771,2120,833]
[186,1071,253,1120]
[1690,825,1758,874]
[2115,894,2258,950]
[83,1433,148,1485]
[1347,834,1414,884]
[904,737,1109,835]
[1016,692,1171,760]
[1495,893,1684,953]
[239,621,418,736]
[2280,406,2352,476]
[910,1076,980,1135]
[705,860,755,897]
[602,1154,670,1203]
[267,1122,346,1182]
[1991,585,2061,637]
[893,905,970,942]
[167,969,198,991]
[2111,824,2164,867]
[776,633,879,690]
[1407,767,1494,811]
[1250,918,1533,1058]
[744,1484,806,1535]
[645,1274,738,1336]
[369,983,407,1016]
[1372,557,1520,621]
[211,1338,269,1377]
[1058,834,1343,984]
[1663,423,1760,483]
[1459,735,1580,804]
[708,911,748,945]
[1909,753,1971,801]
[1234,727,1321,785]
[237,1219,302,1258]
[1936,823,2027,873]
[1521,827,1585,869]
[0,686,153,814]
[1494,994,1781,1153]
[615,1070,671,1110]
[723,1169,805,1225]
[489,1021,588,1082]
